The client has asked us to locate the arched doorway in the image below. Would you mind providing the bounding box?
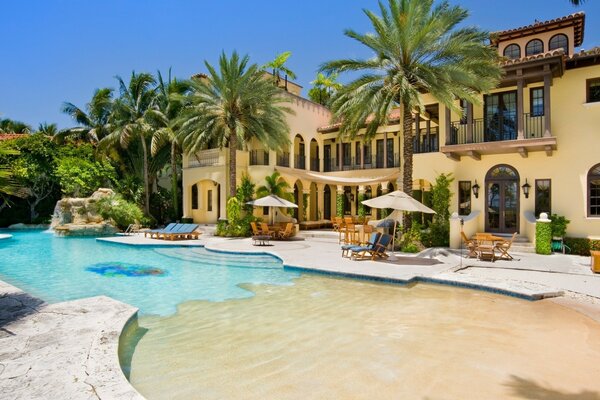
[485,164,520,233]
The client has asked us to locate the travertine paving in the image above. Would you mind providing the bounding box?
[0,281,142,400]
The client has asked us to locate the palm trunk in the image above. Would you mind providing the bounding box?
[140,134,150,215]
[402,103,414,232]
[171,141,179,218]
[228,131,237,198]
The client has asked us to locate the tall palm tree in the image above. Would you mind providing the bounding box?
[322,0,501,229]
[178,51,292,198]
[148,69,192,218]
[256,171,292,199]
[58,88,113,144]
[263,51,297,86]
[100,72,156,214]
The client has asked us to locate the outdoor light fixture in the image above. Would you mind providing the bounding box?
[472,180,480,199]
[522,179,531,199]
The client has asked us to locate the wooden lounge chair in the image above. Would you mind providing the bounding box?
[350,234,392,260]
[250,222,261,236]
[260,222,274,237]
[342,232,380,258]
[144,223,179,238]
[277,223,294,240]
[494,232,517,260]
[460,231,478,258]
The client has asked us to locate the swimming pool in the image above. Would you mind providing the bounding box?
[0,230,299,315]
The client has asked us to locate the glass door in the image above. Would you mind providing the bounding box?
[485,91,517,142]
[485,165,520,233]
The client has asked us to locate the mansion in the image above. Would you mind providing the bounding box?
[182,12,600,240]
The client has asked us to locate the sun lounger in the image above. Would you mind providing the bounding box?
[144,223,179,239]
[161,224,201,240]
[342,232,380,258]
[350,233,392,260]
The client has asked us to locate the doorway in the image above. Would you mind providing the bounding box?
[485,164,519,233]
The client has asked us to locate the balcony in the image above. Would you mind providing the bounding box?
[323,153,399,172]
[276,152,290,168]
[310,157,319,172]
[413,127,439,153]
[442,116,556,161]
[294,154,306,170]
[187,148,224,168]
[249,150,269,166]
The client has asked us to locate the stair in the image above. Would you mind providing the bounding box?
[492,233,536,253]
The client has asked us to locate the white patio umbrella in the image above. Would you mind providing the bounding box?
[246,195,298,224]
[362,190,436,251]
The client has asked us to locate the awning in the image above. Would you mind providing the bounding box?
[275,166,400,186]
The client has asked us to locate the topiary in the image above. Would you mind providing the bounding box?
[535,221,552,255]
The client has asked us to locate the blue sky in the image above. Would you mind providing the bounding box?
[1,0,599,129]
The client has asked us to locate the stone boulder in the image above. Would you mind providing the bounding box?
[50,188,118,237]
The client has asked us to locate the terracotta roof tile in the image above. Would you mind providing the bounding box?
[501,49,565,66]
[0,133,28,141]
[491,12,585,47]
[318,109,401,132]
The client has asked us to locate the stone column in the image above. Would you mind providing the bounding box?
[517,73,525,140]
[449,212,462,249]
[302,189,311,222]
[383,132,388,168]
[444,105,452,145]
[318,142,325,172]
[426,119,431,152]
[466,102,474,143]
[543,66,552,137]
[317,183,325,221]
[336,185,344,217]
[380,183,389,219]
[357,186,366,219]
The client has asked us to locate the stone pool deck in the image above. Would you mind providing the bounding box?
[2,231,600,399]
[0,280,142,400]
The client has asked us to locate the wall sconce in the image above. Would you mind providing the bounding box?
[522,179,531,199]
[472,180,480,199]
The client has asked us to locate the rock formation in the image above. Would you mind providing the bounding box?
[50,188,118,237]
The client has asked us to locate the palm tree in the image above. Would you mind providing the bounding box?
[322,0,501,229]
[263,51,297,86]
[148,69,192,218]
[100,72,156,214]
[308,72,342,105]
[178,51,292,199]
[58,88,113,144]
[569,0,584,4]
[37,123,58,136]
[0,118,31,134]
[256,171,292,199]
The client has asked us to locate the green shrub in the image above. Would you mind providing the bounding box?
[426,173,453,247]
[564,237,600,256]
[95,194,146,230]
[550,214,570,238]
[336,193,344,217]
[215,195,257,237]
[399,222,423,253]
[535,221,552,255]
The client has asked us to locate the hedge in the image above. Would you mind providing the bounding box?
[564,237,600,256]
[535,222,552,255]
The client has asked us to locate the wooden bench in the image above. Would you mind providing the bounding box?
[591,250,600,273]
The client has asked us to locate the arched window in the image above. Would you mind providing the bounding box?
[503,44,521,60]
[588,164,600,217]
[525,39,544,56]
[549,34,569,53]
[191,184,198,210]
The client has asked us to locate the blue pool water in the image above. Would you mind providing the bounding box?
[0,230,300,315]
